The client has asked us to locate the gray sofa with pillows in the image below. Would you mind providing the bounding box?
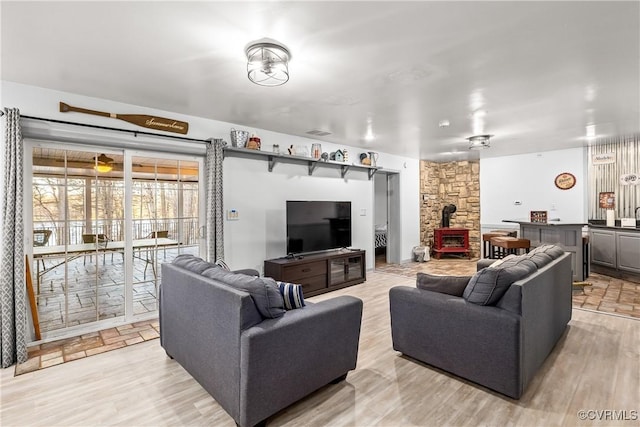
[389,245,572,399]
[160,255,363,427]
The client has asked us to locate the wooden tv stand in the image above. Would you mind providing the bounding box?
[264,249,366,297]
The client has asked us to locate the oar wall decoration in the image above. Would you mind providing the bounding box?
[59,102,189,135]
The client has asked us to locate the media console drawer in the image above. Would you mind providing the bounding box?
[283,261,327,280]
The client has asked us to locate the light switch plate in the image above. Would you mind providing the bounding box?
[227,209,239,221]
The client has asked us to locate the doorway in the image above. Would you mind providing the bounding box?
[373,171,401,267]
[27,142,204,340]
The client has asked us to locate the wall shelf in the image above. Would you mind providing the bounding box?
[223,146,379,179]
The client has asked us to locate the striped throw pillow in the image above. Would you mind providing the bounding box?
[277,282,306,310]
[215,258,230,270]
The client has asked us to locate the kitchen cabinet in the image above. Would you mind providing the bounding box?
[616,232,640,274]
[590,229,617,268]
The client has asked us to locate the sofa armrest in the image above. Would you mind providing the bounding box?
[389,286,524,398]
[238,296,363,427]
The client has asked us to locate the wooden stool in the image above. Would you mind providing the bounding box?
[482,230,517,258]
[489,236,531,259]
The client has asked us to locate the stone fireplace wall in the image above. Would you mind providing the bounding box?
[420,160,480,258]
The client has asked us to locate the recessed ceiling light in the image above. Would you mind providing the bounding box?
[438,119,450,127]
[586,125,596,139]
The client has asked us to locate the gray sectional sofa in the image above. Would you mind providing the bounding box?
[160,255,363,427]
[389,245,573,399]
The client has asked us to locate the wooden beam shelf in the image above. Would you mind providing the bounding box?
[223,146,379,179]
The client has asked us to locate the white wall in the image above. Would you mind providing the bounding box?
[480,148,588,232]
[2,81,421,270]
[373,173,388,227]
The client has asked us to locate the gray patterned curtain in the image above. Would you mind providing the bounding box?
[205,139,224,262]
[1,108,27,367]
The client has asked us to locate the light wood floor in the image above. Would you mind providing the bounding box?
[2,270,639,427]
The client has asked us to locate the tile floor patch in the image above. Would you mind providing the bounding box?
[15,320,160,376]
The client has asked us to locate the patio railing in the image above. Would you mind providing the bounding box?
[33,217,201,247]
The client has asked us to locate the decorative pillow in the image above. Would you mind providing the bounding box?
[215,258,231,270]
[172,254,217,274]
[201,267,285,319]
[489,254,517,268]
[463,258,537,305]
[277,282,306,309]
[416,273,471,297]
[529,244,565,259]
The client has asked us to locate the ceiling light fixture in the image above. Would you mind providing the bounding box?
[245,38,291,87]
[94,153,114,173]
[467,134,493,150]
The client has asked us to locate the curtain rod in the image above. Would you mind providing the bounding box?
[6,112,211,144]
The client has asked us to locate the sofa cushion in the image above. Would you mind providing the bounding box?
[277,282,306,309]
[416,273,471,297]
[463,258,537,305]
[488,254,517,268]
[201,267,285,319]
[172,254,218,274]
[523,252,553,268]
[529,244,565,259]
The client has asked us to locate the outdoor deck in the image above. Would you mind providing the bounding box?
[32,246,199,333]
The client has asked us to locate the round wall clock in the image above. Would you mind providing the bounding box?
[554,172,576,190]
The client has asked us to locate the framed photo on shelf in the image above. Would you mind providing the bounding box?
[530,210,548,223]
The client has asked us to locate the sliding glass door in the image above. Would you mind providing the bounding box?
[130,154,202,315]
[28,142,203,338]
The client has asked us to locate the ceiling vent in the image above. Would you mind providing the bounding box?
[306,129,332,137]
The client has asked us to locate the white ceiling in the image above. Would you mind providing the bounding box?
[2,1,639,161]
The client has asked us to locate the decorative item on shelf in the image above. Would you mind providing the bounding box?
[288,145,296,155]
[230,128,250,148]
[296,146,310,157]
[606,209,615,227]
[321,152,329,161]
[246,133,261,150]
[530,210,548,223]
[334,150,344,162]
[343,149,349,162]
[272,144,280,154]
[329,152,336,161]
[554,172,576,190]
[311,143,322,159]
[360,153,371,166]
[368,151,379,167]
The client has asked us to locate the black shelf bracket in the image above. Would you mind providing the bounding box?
[368,168,378,180]
[341,165,351,178]
[268,155,276,172]
[308,161,319,175]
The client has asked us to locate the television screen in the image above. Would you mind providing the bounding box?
[286,201,352,254]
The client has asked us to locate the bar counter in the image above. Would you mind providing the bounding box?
[502,220,587,281]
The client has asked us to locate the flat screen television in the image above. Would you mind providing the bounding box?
[286,201,352,254]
